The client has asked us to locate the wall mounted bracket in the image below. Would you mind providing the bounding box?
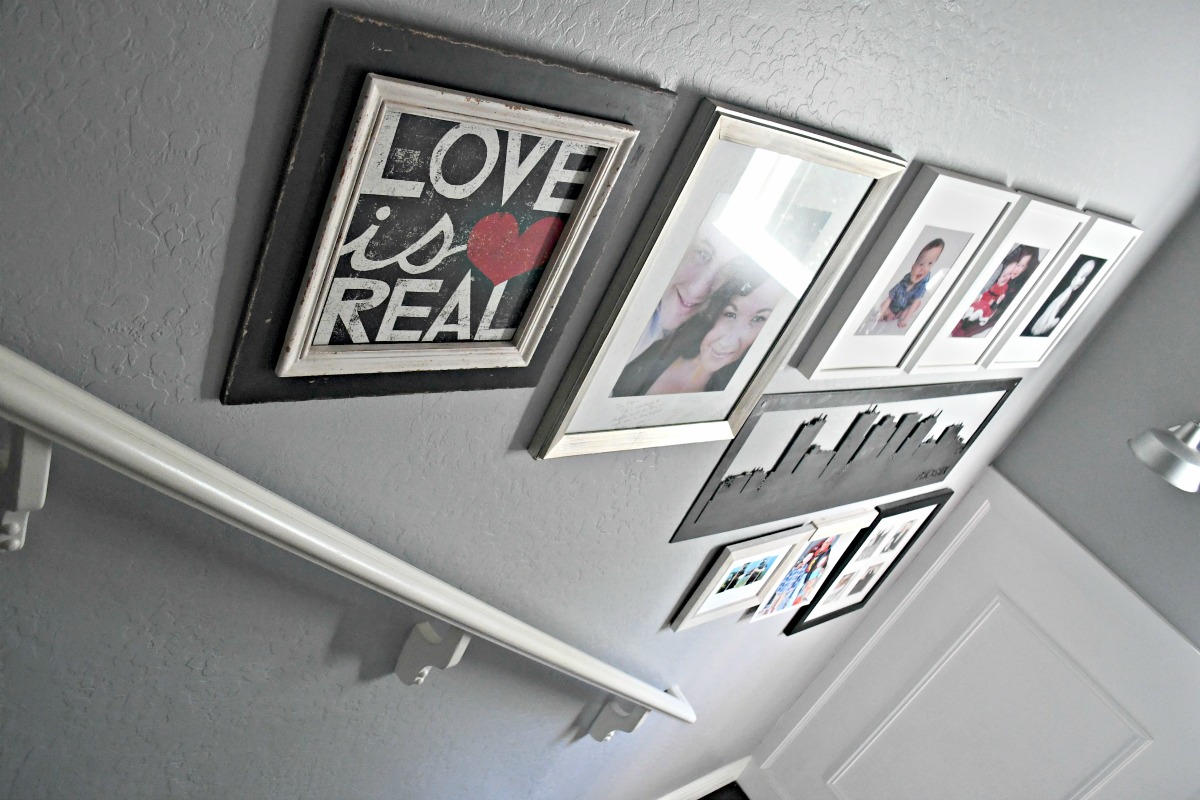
[0,423,52,552]
[395,620,471,685]
[588,686,688,742]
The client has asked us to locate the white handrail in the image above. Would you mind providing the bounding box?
[0,345,696,724]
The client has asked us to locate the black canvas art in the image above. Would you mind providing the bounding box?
[672,380,1017,541]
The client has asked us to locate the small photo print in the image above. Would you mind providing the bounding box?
[855,225,973,336]
[951,243,1046,338]
[1022,253,1107,338]
[612,195,787,398]
[880,520,917,555]
[853,526,888,563]
[715,554,780,595]
[754,535,839,618]
[848,564,881,597]
[824,571,856,603]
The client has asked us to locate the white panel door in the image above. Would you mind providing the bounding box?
[743,468,1200,800]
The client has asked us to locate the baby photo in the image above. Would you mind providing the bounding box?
[855,225,972,336]
[1023,253,1107,338]
[612,195,786,397]
[952,242,1046,338]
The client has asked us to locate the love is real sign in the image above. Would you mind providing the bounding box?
[276,74,638,378]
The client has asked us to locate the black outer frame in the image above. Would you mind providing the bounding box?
[221,10,678,404]
[783,488,953,635]
[671,378,1018,542]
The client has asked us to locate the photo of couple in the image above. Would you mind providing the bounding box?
[855,225,971,336]
[611,197,787,397]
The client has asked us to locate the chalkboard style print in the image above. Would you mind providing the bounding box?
[276,74,638,378]
[672,380,1016,542]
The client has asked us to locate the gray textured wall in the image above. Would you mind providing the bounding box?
[997,193,1200,646]
[3,1,1200,798]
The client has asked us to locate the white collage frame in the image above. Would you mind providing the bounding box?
[796,166,1020,379]
[905,195,1090,374]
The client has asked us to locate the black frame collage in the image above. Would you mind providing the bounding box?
[224,11,1141,636]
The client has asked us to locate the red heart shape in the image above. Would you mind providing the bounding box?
[466,213,565,285]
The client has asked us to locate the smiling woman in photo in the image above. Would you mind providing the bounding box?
[611,270,784,396]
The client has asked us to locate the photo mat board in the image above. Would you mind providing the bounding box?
[221,10,677,403]
[671,523,817,631]
[984,216,1141,369]
[275,74,638,378]
[751,508,877,622]
[672,379,1016,542]
[906,196,1090,372]
[784,489,952,634]
[796,166,1020,379]
[530,99,907,458]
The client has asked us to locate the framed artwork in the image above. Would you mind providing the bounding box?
[274,74,638,378]
[672,379,1016,542]
[671,523,817,631]
[784,489,952,634]
[222,11,677,403]
[751,509,877,622]
[795,166,1020,379]
[905,195,1090,373]
[983,215,1141,369]
[530,100,907,458]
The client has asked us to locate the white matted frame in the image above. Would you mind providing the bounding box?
[983,215,1141,369]
[276,74,638,378]
[751,508,877,623]
[904,195,1090,374]
[796,166,1020,379]
[531,100,907,459]
[672,523,816,631]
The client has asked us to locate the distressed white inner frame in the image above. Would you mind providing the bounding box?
[814,175,1018,376]
[984,218,1141,369]
[672,523,816,631]
[535,106,906,459]
[908,198,1090,373]
[275,74,638,378]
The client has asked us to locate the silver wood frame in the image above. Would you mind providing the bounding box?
[276,74,638,378]
[531,100,907,459]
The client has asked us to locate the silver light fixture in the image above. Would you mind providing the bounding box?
[1129,420,1200,492]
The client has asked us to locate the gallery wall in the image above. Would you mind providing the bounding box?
[2,1,1200,798]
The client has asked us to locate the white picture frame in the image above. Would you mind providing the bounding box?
[750,509,878,622]
[795,166,1020,379]
[905,195,1090,373]
[531,100,907,459]
[671,523,817,631]
[983,215,1142,369]
[275,73,638,378]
